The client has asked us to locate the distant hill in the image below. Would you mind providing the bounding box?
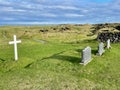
[91,23,120,34]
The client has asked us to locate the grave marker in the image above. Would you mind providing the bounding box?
[80,46,92,65]
[9,35,21,61]
[96,42,105,56]
[107,39,111,49]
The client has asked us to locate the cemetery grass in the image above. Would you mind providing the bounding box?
[0,26,120,90]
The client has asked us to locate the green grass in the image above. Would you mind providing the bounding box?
[0,25,120,90]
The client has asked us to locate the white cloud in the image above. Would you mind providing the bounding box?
[64,14,84,17]
[48,5,79,10]
[0,0,120,24]
[39,13,57,17]
[9,21,56,25]
[26,10,57,17]
[0,17,15,20]
[0,0,11,5]
[1,7,25,12]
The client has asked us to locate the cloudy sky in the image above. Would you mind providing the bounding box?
[0,0,120,25]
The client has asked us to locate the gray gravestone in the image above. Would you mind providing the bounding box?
[80,46,92,65]
[107,39,111,49]
[96,42,105,56]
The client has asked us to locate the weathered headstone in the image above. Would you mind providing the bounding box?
[107,39,111,49]
[96,42,105,56]
[80,46,92,65]
[9,35,21,61]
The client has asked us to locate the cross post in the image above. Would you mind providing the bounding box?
[9,35,21,61]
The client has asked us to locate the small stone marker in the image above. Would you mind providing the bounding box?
[107,39,111,49]
[9,35,21,61]
[96,42,105,56]
[80,46,92,65]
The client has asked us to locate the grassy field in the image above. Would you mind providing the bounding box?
[0,25,120,90]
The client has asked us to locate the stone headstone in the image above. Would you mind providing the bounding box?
[96,42,105,56]
[107,39,111,49]
[80,46,92,65]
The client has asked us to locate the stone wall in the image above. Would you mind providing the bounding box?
[97,32,120,43]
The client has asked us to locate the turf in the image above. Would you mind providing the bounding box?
[0,25,120,90]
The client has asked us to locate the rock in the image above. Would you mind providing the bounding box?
[39,29,48,33]
[97,32,120,43]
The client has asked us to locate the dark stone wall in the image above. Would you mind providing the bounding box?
[97,32,120,43]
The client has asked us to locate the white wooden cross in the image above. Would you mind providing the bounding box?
[9,35,21,61]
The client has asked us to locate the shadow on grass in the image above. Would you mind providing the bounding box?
[75,49,83,53]
[92,49,98,55]
[83,39,97,43]
[25,49,83,68]
[25,48,98,68]
[41,50,82,64]
[0,58,5,62]
[24,63,33,68]
[51,55,81,64]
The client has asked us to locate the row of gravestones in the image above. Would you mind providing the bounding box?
[9,35,111,66]
[80,39,111,65]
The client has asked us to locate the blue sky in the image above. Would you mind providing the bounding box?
[0,0,120,25]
